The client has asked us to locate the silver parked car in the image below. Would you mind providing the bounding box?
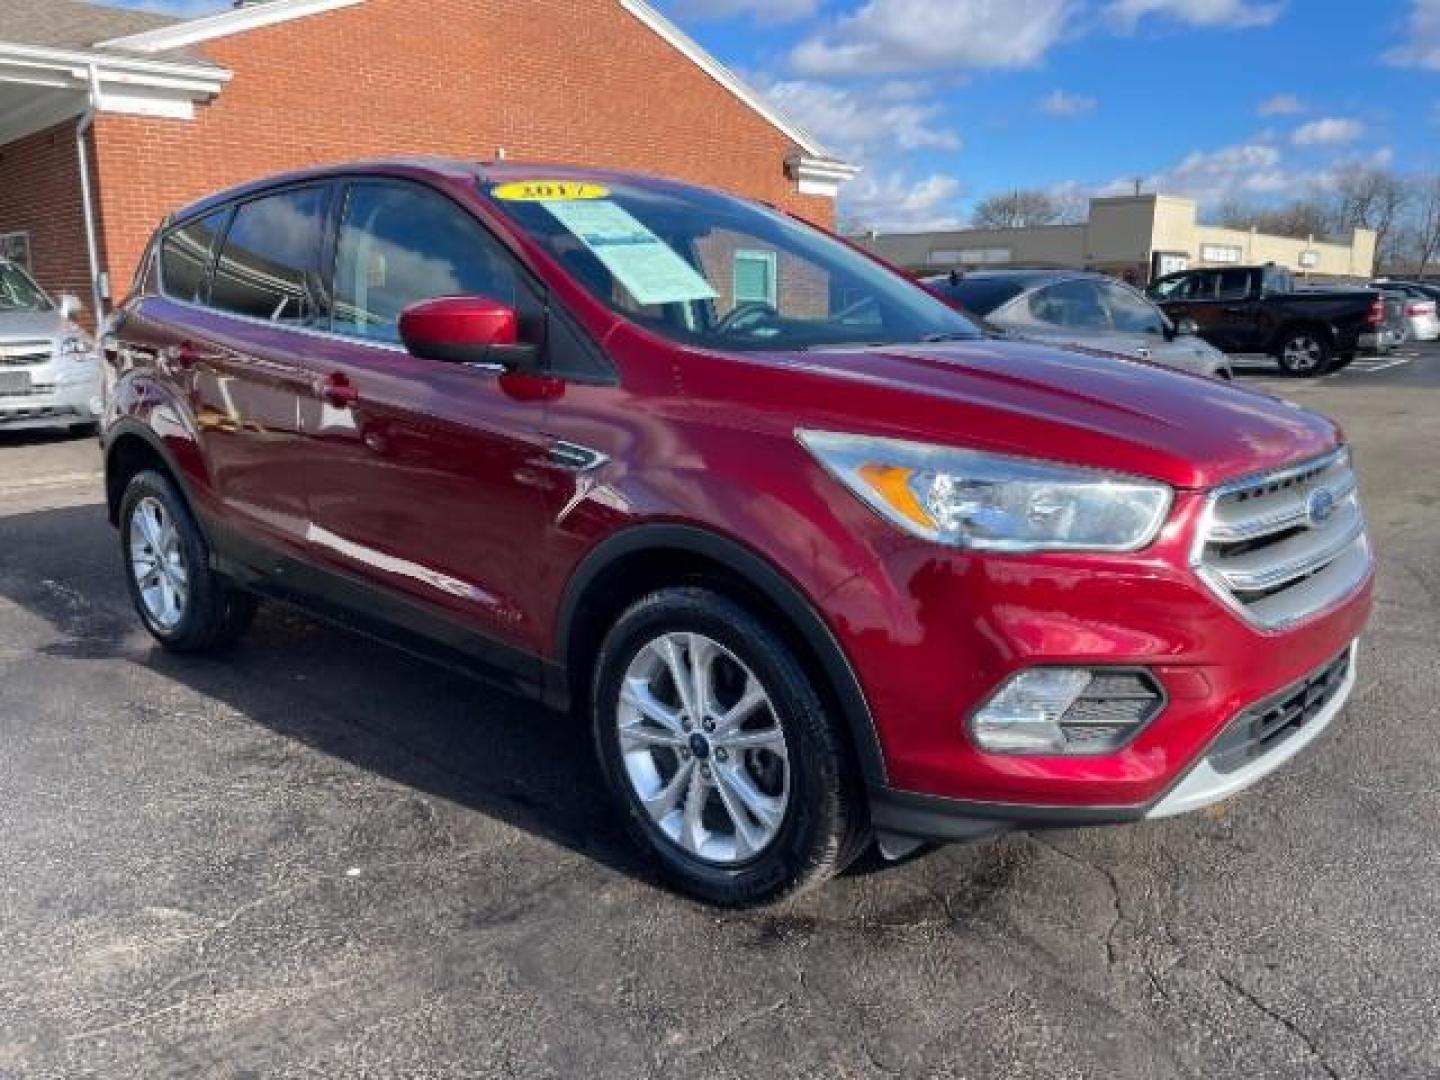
[0,260,102,435]
[924,269,1233,379]
[1371,282,1440,343]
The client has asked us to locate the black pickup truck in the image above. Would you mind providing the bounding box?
[1147,264,1386,376]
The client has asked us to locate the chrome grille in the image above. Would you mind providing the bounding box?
[0,340,53,367]
[1194,449,1371,630]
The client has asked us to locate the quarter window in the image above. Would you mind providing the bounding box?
[331,182,518,343]
[161,209,228,304]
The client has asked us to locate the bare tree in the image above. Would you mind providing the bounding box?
[971,190,1064,229]
[1329,165,1410,266]
[1211,198,1333,241]
[1405,173,1440,278]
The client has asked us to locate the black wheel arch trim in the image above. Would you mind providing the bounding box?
[556,523,889,787]
[103,419,197,527]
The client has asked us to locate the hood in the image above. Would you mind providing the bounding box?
[0,308,72,343]
[762,339,1337,490]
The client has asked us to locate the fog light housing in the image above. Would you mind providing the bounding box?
[970,668,1164,755]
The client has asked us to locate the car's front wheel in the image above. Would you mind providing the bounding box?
[592,588,866,906]
[120,470,256,652]
[1276,329,1333,377]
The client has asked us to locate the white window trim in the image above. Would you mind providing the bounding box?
[0,231,32,270]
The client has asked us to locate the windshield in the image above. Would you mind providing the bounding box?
[0,262,53,313]
[483,178,980,352]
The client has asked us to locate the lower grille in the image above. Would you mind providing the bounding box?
[1057,671,1165,750]
[0,340,52,366]
[1208,649,1352,774]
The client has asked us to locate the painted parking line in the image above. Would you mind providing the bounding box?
[1343,357,1413,375]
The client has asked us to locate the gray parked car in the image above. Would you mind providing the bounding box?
[0,260,102,435]
[924,269,1233,379]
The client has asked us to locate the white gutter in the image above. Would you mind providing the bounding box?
[75,64,106,328]
[0,40,230,87]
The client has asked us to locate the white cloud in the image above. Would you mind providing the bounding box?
[1124,142,1295,206]
[1292,118,1365,146]
[668,0,819,23]
[759,78,961,158]
[1384,0,1440,69]
[1106,0,1285,29]
[1257,93,1303,116]
[1038,89,1097,117]
[839,171,965,232]
[790,0,1073,77]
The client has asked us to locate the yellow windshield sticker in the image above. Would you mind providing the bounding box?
[491,181,610,202]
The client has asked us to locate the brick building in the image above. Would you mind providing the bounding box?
[0,0,856,326]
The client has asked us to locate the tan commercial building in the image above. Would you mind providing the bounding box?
[856,194,1377,284]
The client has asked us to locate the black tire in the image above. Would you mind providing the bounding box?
[1275,328,1333,377]
[592,587,868,907]
[119,469,257,652]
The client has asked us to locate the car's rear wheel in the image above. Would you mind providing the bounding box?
[120,470,256,652]
[1276,330,1333,377]
[592,588,866,906]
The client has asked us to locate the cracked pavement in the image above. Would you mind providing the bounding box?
[1,346,1438,1078]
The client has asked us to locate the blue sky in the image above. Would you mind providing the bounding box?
[111,0,1439,229]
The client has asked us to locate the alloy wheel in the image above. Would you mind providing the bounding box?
[616,631,790,865]
[1282,334,1325,373]
[129,496,189,631]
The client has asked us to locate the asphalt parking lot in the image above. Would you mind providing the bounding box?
[2,344,1437,1079]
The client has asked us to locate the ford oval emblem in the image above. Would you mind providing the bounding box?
[1308,488,1336,526]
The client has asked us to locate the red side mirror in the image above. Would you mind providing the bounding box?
[397,295,538,371]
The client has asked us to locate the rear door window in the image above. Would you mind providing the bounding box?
[944,277,1026,317]
[210,186,329,325]
[1216,269,1254,301]
[1026,280,1111,330]
[160,209,228,304]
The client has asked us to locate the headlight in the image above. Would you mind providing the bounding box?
[59,336,93,361]
[798,431,1172,552]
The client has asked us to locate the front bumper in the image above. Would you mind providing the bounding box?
[871,642,1359,841]
[0,369,102,430]
[1145,643,1355,818]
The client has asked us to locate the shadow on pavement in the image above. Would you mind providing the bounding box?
[0,501,662,891]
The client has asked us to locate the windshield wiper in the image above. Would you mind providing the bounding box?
[921,332,981,343]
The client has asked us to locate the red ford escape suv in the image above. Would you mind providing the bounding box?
[102,161,1373,906]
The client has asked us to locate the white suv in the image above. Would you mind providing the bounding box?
[0,260,102,435]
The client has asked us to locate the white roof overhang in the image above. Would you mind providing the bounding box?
[0,42,230,143]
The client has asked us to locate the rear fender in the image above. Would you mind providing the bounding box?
[104,369,212,522]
